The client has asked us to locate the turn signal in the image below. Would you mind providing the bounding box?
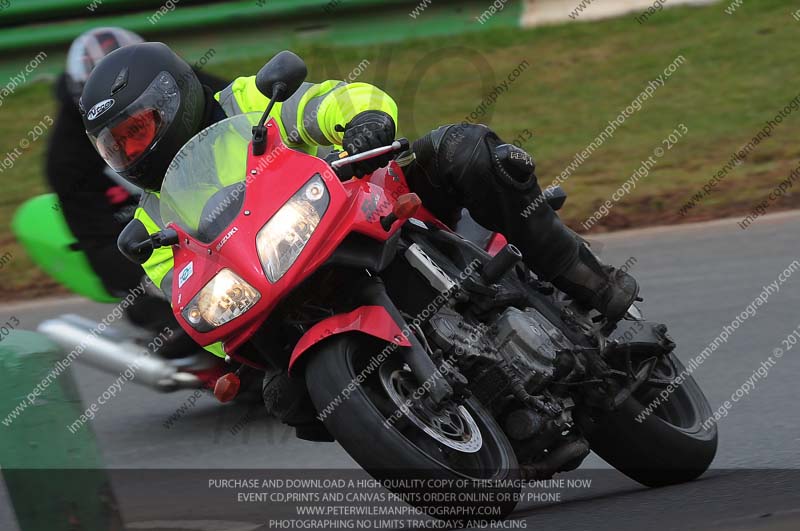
[381,193,421,231]
[214,373,241,403]
[394,193,422,219]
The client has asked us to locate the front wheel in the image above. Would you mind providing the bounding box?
[576,353,718,487]
[304,335,520,521]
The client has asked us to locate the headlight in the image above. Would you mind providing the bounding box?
[256,174,330,283]
[182,269,260,331]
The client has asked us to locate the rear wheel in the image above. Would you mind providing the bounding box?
[577,353,717,487]
[305,335,520,521]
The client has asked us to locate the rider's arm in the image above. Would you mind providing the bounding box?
[215,77,398,149]
[133,193,174,297]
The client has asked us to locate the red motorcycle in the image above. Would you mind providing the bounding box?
[121,52,717,519]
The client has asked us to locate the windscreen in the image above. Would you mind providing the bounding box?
[160,112,262,243]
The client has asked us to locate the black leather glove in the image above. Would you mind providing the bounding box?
[340,110,396,177]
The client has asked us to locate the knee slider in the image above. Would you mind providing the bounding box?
[492,143,537,190]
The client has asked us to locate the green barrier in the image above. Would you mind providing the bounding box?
[0,0,522,83]
[0,0,196,25]
[0,0,419,53]
[0,0,152,25]
[11,194,117,303]
[0,330,123,530]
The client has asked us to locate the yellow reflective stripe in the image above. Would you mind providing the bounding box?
[135,229,173,289]
[291,80,345,146]
[215,77,291,148]
[271,101,291,146]
[217,77,397,152]
[135,191,174,292]
[139,190,164,227]
[281,82,316,144]
[215,83,243,116]
[214,77,268,115]
[303,82,346,145]
[316,82,398,146]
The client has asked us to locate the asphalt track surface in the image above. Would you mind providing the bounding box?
[2,210,799,530]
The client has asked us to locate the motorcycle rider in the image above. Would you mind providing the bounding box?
[49,28,147,315]
[79,43,638,430]
[50,28,228,331]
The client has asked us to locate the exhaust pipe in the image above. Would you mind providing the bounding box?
[37,314,203,392]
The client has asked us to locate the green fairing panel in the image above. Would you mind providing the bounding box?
[11,194,118,303]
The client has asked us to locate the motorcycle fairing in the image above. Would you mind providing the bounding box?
[166,117,413,357]
[12,194,118,303]
[287,305,412,375]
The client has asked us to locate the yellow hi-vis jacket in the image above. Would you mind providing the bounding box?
[133,77,397,357]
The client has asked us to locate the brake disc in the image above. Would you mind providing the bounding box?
[379,363,483,454]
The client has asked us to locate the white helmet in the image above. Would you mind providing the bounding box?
[65,27,144,103]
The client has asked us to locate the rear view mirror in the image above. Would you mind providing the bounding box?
[255,50,308,102]
[118,219,154,265]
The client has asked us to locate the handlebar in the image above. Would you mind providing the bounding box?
[329,138,410,178]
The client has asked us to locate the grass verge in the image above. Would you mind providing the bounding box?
[1,0,798,299]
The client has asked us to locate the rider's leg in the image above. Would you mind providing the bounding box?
[404,124,638,322]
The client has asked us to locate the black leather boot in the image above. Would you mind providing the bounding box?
[552,243,639,322]
[487,145,640,321]
[406,125,639,323]
[262,369,334,442]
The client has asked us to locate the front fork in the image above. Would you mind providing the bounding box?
[356,276,454,406]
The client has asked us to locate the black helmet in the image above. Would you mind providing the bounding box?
[65,27,144,105]
[80,42,204,191]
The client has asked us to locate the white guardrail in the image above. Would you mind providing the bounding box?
[521,0,718,27]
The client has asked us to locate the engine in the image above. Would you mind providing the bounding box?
[493,307,573,390]
[426,306,574,403]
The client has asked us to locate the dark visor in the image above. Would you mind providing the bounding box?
[86,71,181,172]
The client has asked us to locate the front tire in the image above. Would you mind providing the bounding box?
[577,353,718,487]
[304,335,520,521]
